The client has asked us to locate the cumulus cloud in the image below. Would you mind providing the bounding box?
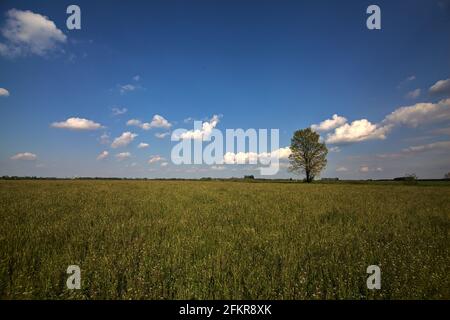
[336,166,348,172]
[127,115,172,130]
[119,84,137,94]
[311,114,347,132]
[0,88,10,97]
[0,9,66,57]
[112,107,127,116]
[137,142,149,149]
[318,98,450,145]
[325,119,391,144]
[178,115,220,140]
[126,119,143,127]
[155,132,170,139]
[359,166,383,173]
[383,99,450,127]
[149,114,172,129]
[429,78,450,96]
[359,166,370,173]
[117,75,144,94]
[116,152,131,161]
[148,155,165,164]
[405,88,421,99]
[315,79,450,145]
[111,132,138,148]
[96,150,109,160]
[262,146,292,160]
[51,117,103,130]
[223,147,292,164]
[11,152,37,160]
[99,133,110,144]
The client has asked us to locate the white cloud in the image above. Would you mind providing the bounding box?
[325,119,391,144]
[138,142,149,149]
[311,114,347,132]
[126,119,142,127]
[429,78,450,95]
[0,9,67,57]
[359,166,370,173]
[155,132,170,139]
[119,84,137,94]
[133,75,140,81]
[211,165,226,170]
[51,117,103,130]
[318,98,450,145]
[96,150,109,160]
[398,75,416,88]
[111,132,138,148]
[160,162,168,167]
[149,114,172,129]
[127,115,172,130]
[336,166,348,172]
[376,152,404,159]
[402,140,450,154]
[378,140,450,159]
[0,88,10,97]
[262,146,292,160]
[405,88,421,99]
[99,133,110,144]
[178,115,220,140]
[11,152,37,160]
[116,152,131,161]
[112,107,127,116]
[384,99,450,127]
[223,147,292,164]
[148,155,164,164]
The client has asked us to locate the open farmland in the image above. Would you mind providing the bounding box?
[0,180,449,299]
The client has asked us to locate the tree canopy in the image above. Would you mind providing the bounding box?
[289,128,328,182]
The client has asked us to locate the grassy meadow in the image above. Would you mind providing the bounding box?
[0,180,449,299]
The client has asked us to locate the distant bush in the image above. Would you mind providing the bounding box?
[321,178,339,181]
[394,173,418,185]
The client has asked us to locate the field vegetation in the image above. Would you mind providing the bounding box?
[0,180,449,299]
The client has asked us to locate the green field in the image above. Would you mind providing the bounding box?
[0,180,449,299]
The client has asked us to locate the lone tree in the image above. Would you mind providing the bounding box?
[444,172,450,180]
[289,128,328,183]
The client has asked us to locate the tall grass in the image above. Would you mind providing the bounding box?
[0,180,448,299]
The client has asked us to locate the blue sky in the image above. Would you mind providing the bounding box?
[0,0,449,179]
